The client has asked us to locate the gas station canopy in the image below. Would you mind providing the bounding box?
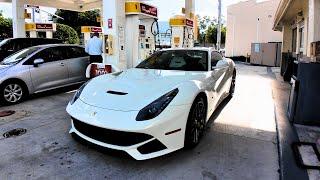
[0,0,102,11]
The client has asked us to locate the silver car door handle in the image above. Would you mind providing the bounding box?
[60,63,65,66]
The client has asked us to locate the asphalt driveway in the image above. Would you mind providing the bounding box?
[0,63,279,180]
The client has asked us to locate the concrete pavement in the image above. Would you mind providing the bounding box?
[0,63,279,180]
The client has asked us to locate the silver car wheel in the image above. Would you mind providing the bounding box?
[3,84,23,103]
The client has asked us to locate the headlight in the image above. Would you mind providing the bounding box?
[136,88,179,121]
[69,81,89,105]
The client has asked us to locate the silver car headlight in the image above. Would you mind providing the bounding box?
[70,81,89,105]
[136,88,179,121]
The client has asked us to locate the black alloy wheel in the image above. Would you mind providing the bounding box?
[184,96,207,148]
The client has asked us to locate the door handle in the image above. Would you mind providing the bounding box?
[60,63,65,66]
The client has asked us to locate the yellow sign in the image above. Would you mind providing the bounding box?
[169,18,186,26]
[125,1,158,18]
[81,26,91,33]
[174,37,180,44]
[125,2,141,13]
[24,13,31,19]
[25,23,36,31]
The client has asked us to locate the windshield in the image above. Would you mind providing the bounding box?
[136,50,208,71]
[1,47,41,65]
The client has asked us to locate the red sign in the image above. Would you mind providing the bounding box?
[108,19,113,29]
[186,19,194,27]
[36,23,53,30]
[140,3,158,17]
[90,64,112,78]
[91,27,102,33]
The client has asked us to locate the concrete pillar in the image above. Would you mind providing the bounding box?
[125,15,140,68]
[185,0,195,19]
[12,0,26,38]
[102,0,126,70]
[307,0,320,56]
[281,23,292,53]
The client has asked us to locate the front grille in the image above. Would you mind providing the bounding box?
[72,118,153,146]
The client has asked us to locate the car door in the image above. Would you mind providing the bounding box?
[28,47,69,92]
[209,51,229,109]
[65,46,90,83]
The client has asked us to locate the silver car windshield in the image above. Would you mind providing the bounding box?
[1,47,41,65]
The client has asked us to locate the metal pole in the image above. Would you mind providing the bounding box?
[32,8,35,22]
[217,0,222,50]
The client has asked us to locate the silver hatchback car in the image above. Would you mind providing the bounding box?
[0,44,90,105]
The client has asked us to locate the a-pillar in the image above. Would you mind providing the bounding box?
[102,0,127,70]
[12,0,26,38]
[307,0,320,57]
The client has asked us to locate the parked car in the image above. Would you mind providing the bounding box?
[0,44,90,104]
[66,47,236,160]
[0,38,62,61]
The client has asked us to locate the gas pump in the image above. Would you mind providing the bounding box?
[169,0,196,48]
[80,26,103,46]
[25,23,56,38]
[169,15,194,48]
[125,1,159,68]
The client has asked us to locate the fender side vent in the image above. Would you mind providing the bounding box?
[107,91,128,95]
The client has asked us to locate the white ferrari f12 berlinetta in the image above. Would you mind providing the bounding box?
[66,48,236,160]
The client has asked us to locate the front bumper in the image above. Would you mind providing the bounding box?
[67,99,191,160]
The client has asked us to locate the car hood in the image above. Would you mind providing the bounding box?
[80,68,206,111]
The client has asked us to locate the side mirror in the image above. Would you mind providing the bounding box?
[33,58,44,67]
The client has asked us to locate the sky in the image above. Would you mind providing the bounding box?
[0,0,246,21]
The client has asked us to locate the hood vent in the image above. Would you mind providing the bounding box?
[107,90,128,95]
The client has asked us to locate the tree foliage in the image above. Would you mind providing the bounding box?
[0,12,13,39]
[197,16,226,45]
[55,9,100,37]
[205,25,226,44]
[53,23,80,44]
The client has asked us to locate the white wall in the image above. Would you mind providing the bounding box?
[225,0,282,57]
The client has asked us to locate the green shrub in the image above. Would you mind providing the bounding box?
[54,23,79,44]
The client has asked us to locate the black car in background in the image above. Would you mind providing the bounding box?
[0,38,62,61]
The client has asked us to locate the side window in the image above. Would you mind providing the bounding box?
[69,47,88,58]
[5,40,15,51]
[30,47,65,63]
[211,51,223,67]
[50,47,68,61]
[16,39,30,51]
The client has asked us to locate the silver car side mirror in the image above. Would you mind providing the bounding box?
[33,58,44,67]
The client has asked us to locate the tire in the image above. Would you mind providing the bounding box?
[184,95,207,149]
[229,70,236,97]
[0,81,27,105]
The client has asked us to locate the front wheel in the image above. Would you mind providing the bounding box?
[0,81,27,105]
[184,96,207,149]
